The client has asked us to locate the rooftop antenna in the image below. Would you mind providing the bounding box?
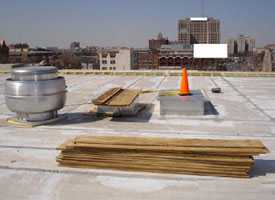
[201,0,205,17]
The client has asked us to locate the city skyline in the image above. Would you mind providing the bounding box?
[0,0,275,48]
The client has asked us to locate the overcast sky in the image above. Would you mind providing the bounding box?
[0,0,274,48]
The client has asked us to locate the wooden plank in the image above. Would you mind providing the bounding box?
[57,157,250,174]
[92,88,140,107]
[93,88,123,105]
[66,143,267,156]
[58,154,252,170]
[74,136,268,149]
[105,89,140,106]
[57,159,249,178]
[57,139,75,150]
[60,150,254,164]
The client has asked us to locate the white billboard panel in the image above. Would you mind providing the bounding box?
[190,17,208,21]
[194,44,228,58]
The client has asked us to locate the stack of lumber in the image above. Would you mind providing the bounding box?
[56,136,269,178]
[93,88,140,107]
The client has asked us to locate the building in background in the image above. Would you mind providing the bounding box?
[131,33,168,70]
[265,44,275,67]
[131,48,159,70]
[46,47,59,52]
[9,43,60,65]
[149,33,169,50]
[178,17,220,45]
[9,43,30,63]
[98,47,131,70]
[27,48,57,64]
[227,35,255,57]
[74,46,100,69]
[263,44,275,71]
[227,39,237,56]
[159,43,193,69]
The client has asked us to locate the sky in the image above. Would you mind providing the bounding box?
[0,0,275,48]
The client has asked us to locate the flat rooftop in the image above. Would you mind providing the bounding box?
[0,72,275,199]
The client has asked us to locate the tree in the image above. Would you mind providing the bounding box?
[54,51,82,69]
[0,41,9,63]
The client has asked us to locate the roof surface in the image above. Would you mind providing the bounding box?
[0,73,275,199]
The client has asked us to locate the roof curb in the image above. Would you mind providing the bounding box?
[1,69,275,77]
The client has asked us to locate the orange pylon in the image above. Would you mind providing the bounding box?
[179,66,190,96]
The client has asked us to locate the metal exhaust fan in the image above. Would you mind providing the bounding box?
[4,66,67,122]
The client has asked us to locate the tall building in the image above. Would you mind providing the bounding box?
[149,32,169,50]
[265,44,275,63]
[98,47,131,71]
[227,35,255,56]
[178,17,220,45]
[227,38,237,56]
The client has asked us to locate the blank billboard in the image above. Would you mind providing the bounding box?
[194,44,228,58]
[190,17,208,21]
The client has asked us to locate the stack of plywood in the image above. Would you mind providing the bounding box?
[56,136,269,178]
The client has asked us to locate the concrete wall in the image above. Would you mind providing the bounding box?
[117,48,131,71]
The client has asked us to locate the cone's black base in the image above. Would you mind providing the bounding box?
[178,93,193,96]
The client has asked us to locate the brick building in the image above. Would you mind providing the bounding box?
[131,33,168,70]
[131,48,159,70]
[149,33,169,50]
[159,43,193,69]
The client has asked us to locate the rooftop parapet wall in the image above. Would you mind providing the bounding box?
[1,69,275,77]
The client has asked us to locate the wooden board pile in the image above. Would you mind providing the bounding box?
[56,136,269,178]
[93,88,140,107]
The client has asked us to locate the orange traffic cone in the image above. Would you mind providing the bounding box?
[179,66,190,96]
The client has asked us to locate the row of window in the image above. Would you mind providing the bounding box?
[101,67,117,70]
[102,53,117,58]
[102,60,116,64]
[180,26,219,32]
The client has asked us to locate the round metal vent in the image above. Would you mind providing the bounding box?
[5,66,67,122]
[11,66,58,81]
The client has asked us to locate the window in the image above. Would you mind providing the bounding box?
[102,53,108,58]
[110,60,116,64]
[102,60,107,64]
[110,52,116,58]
